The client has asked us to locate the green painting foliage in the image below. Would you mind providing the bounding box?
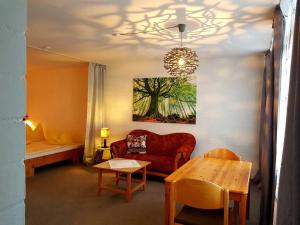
[133,76,196,124]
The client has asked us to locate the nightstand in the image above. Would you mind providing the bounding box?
[94,146,112,163]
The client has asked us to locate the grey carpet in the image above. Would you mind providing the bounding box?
[25,162,260,225]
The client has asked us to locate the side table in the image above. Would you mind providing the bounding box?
[93,158,151,202]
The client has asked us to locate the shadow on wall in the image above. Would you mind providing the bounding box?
[27,0,275,60]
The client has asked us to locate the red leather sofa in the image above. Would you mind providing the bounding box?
[110,130,196,177]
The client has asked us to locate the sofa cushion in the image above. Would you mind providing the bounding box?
[126,134,147,154]
[123,154,175,174]
[129,130,162,155]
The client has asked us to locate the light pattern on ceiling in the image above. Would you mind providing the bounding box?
[27,0,277,62]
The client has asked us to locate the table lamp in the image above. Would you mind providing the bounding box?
[23,114,36,130]
[100,128,110,148]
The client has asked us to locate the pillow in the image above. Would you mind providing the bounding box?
[127,135,147,154]
[45,129,61,144]
[57,132,73,145]
[26,123,45,142]
[45,129,73,145]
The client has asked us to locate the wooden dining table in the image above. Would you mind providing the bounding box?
[165,156,252,225]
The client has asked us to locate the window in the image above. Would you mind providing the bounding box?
[273,2,296,224]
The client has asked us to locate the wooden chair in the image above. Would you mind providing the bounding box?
[204,148,241,161]
[203,148,247,224]
[171,178,229,225]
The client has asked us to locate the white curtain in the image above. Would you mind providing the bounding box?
[84,63,106,163]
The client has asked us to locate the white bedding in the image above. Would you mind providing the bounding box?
[26,141,83,160]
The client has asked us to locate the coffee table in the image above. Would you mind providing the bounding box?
[93,158,151,202]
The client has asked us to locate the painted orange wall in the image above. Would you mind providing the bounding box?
[26,48,88,143]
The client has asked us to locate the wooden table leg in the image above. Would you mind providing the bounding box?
[116,172,120,186]
[142,167,147,191]
[240,194,248,225]
[233,201,239,225]
[97,169,103,196]
[126,173,132,202]
[165,182,171,225]
[247,187,251,219]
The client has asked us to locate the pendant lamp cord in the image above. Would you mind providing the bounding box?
[180,32,183,48]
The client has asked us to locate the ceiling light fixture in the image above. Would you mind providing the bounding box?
[164,24,199,77]
[112,23,199,76]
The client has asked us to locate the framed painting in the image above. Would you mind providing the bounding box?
[132,76,196,124]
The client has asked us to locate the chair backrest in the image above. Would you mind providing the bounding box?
[204,148,241,161]
[174,179,229,225]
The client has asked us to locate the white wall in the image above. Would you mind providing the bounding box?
[0,1,26,225]
[104,55,264,175]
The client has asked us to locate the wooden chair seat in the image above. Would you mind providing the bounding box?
[175,206,224,225]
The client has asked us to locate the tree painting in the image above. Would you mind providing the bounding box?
[133,76,196,124]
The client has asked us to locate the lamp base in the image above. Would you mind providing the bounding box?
[102,139,108,148]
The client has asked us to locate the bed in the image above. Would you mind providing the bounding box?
[25,141,84,177]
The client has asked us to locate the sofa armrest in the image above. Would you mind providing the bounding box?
[110,139,127,157]
[175,145,194,162]
[173,152,182,170]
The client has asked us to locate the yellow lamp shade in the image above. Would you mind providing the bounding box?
[100,128,110,138]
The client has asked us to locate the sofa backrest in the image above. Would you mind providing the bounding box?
[129,130,196,156]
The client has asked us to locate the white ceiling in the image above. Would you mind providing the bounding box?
[27,0,279,64]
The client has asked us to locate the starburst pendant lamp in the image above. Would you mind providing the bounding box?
[164,24,199,76]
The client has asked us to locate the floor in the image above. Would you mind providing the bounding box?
[25,162,260,225]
